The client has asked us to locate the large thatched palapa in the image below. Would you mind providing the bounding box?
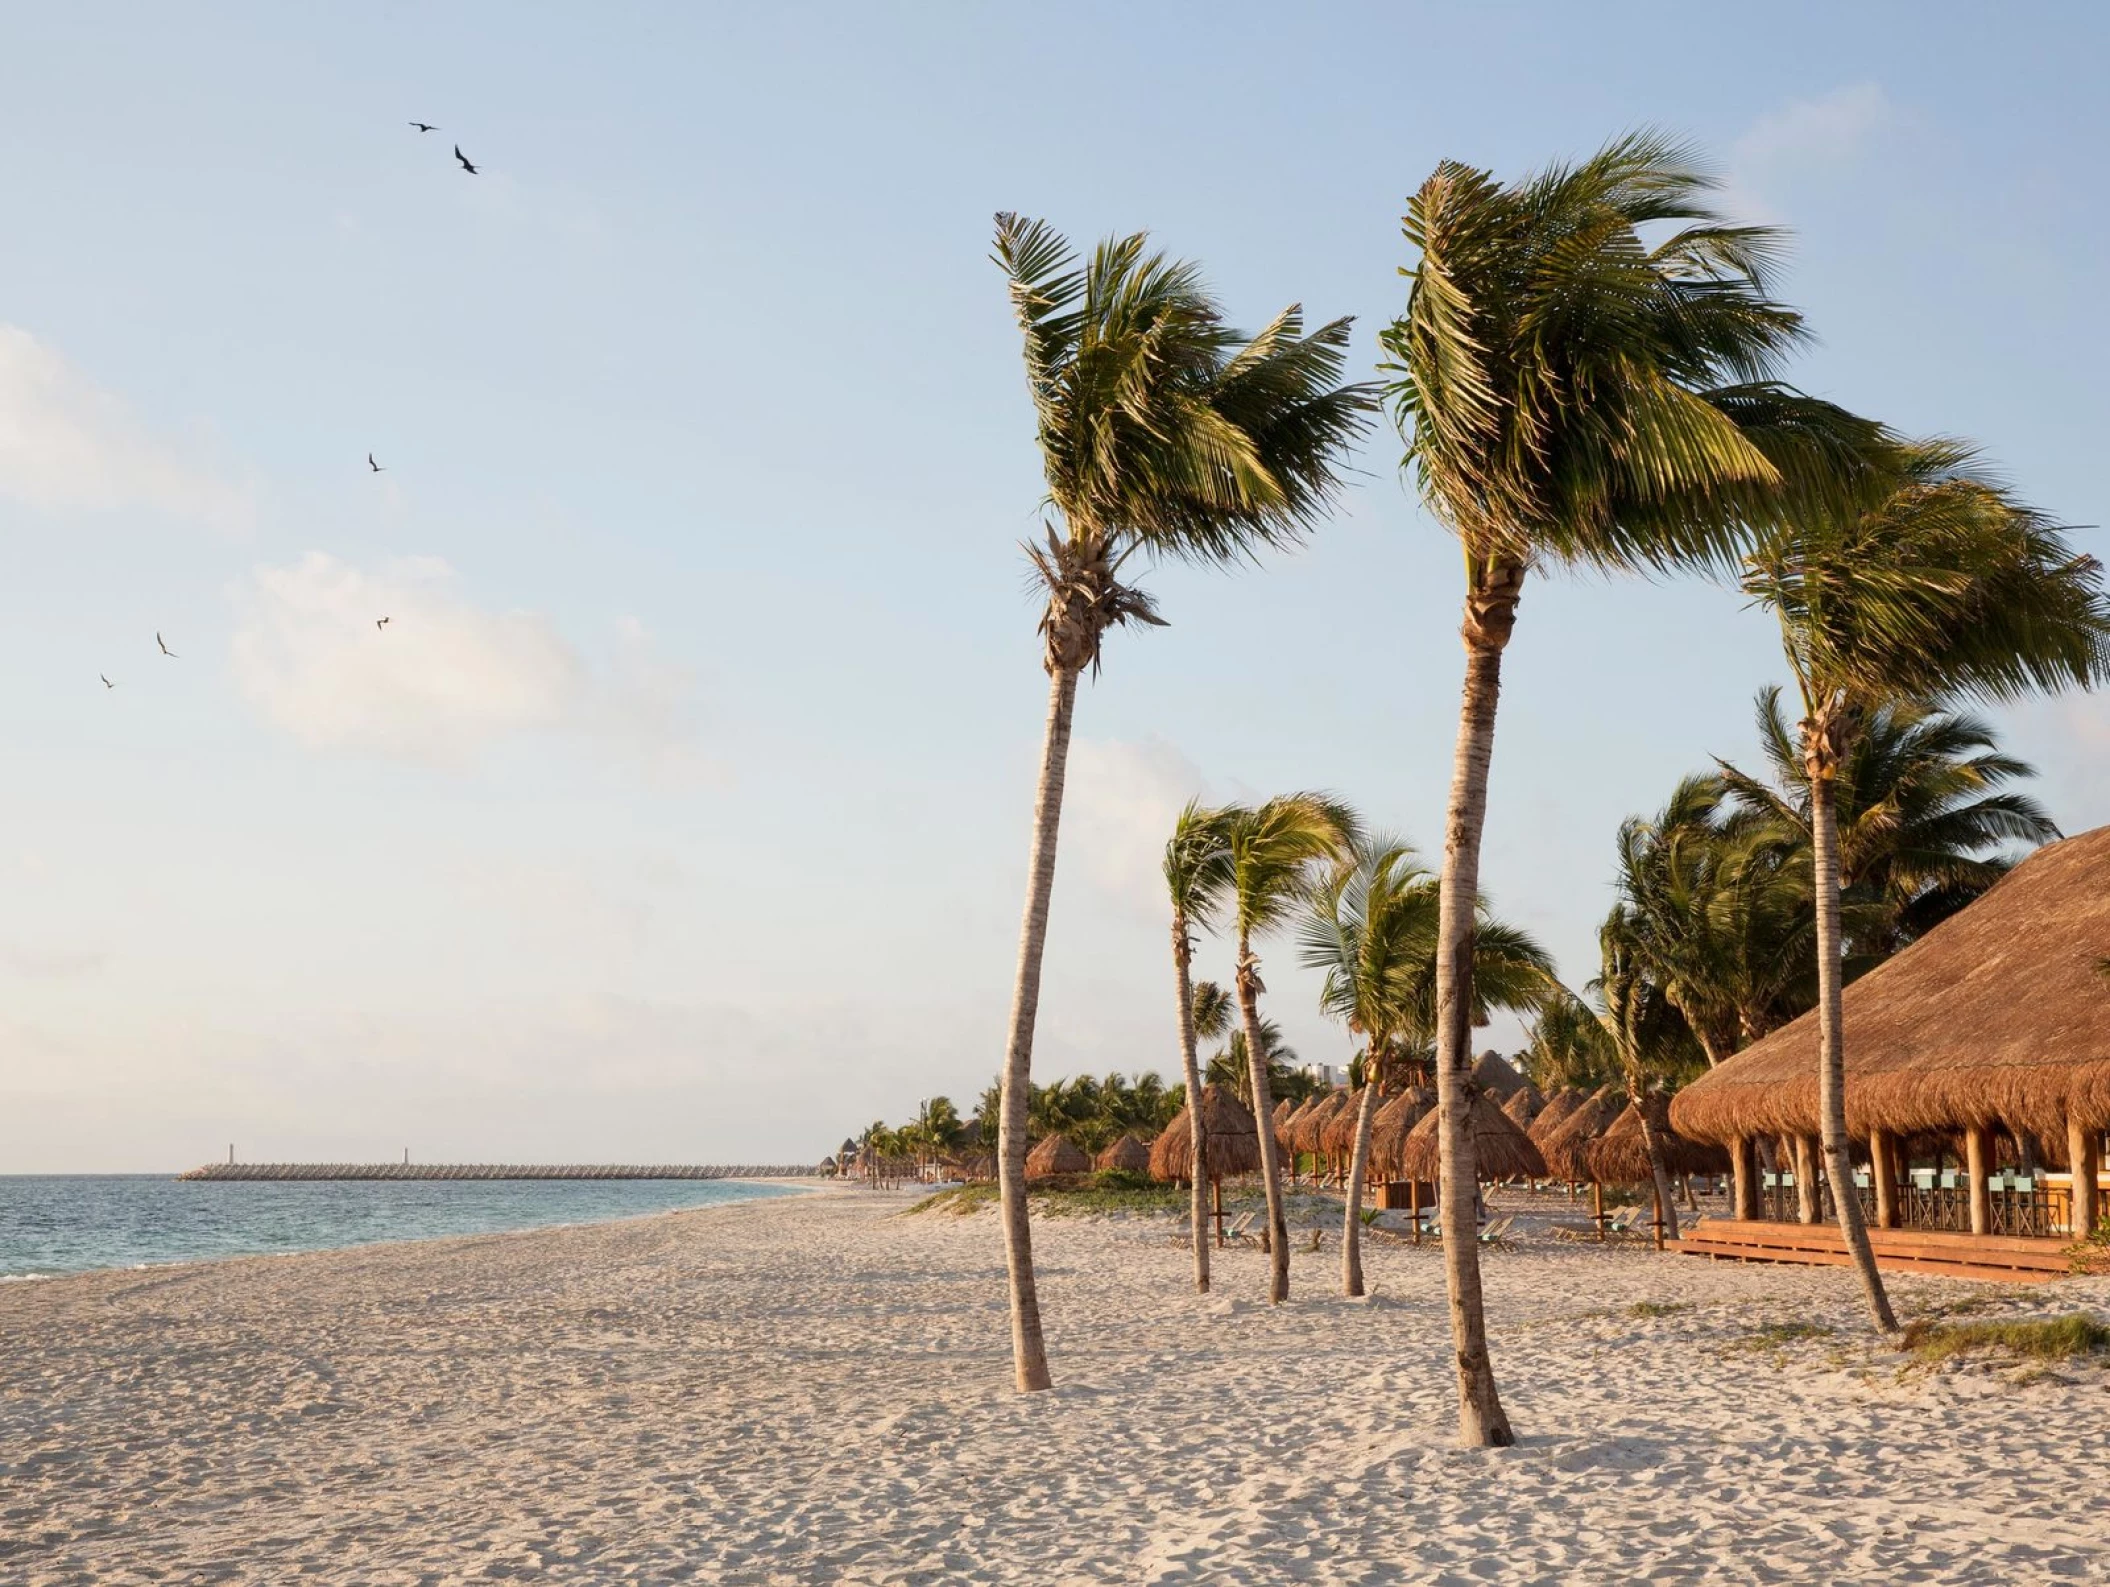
[1586,1100,1730,1184]
[1397,1093,1546,1182]
[1095,1133,1151,1174]
[1673,827,2110,1149]
[1025,1133,1089,1181]
[1148,1086,1261,1183]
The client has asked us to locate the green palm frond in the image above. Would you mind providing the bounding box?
[1225,794,1362,940]
[1190,979,1234,1043]
[1380,130,1880,578]
[1164,800,1237,932]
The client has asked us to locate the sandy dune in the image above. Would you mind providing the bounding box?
[5,1185,2107,1584]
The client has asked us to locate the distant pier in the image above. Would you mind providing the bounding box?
[178,1163,821,1182]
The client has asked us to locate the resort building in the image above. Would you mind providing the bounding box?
[1671,824,2110,1280]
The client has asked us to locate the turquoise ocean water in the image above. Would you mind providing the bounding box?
[0,1175,799,1279]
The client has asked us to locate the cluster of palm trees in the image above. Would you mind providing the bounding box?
[986,133,2110,1443]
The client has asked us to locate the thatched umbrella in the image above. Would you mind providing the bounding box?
[1471,1050,1528,1099]
[1272,1098,1296,1157]
[1025,1133,1089,1181]
[1587,1101,1731,1184]
[1095,1132,1151,1175]
[1292,1090,1348,1158]
[1148,1086,1261,1183]
[1527,1086,1587,1148]
[1398,1093,1547,1184]
[1368,1085,1436,1178]
[1500,1086,1542,1130]
[1277,1098,1316,1180]
[1538,1084,1624,1183]
[1320,1088,1369,1157]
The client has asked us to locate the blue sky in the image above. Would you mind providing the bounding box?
[2,3,2105,1170]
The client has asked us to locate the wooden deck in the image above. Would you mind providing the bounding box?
[1669,1217,2071,1283]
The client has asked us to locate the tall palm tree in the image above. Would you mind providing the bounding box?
[1164,802,1235,1293]
[1205,1021,1302,1110]
[990,216,1375,1391]
[1298,836,1552,1295]
[1587,918,1710,1239]
[1720,686,2062,954]
[1519,997,1621,1093]
[1223,794,1359,1302]
[1740,436,2110,1332]
[1378,131,1881,1444]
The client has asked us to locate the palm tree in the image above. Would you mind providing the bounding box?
[1298,836,1552,1295]
[1586,917,1710,1239]
[1739,436,2110,1332]
[1519,997,1621,1093]
[989,216,1375,1393]
[1223,794,1359,1302]
[1377,132,1881,1444]
[1206,1021,1300,1109]
[1164,803,1235,1293]
[1720,686,2062,955]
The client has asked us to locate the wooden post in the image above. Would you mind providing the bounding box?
[2067,1115,2100,1240]
[1213,1177,1225,1249]
[1731,1135,1758,1221]
[1651,1179,1665,1252]
[1410,1177,1422,1245]
[1793,1135,1821,1224]
[1870,1129,1897,1230]
[1965,1124,1992,1236]
[1593,1179,1606,1242]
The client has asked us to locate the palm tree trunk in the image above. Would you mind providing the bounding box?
[1235,938,1291,1302]
[1340,1072,1383,1296]
[1633,1092,1680,1242]
[1432,575,1520,1449]
[1808,752,1898,1333]
[1170,914,1211,1293]
[997,664,1081,1392]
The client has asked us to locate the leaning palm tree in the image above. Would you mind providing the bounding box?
[1298,836,1552,1295]
[1223,794,1359,1302]
[989,215,1374,1392]
[1740,436,2110,1332]
[1164,802,1237,1292]
[1377,131,1882,1444]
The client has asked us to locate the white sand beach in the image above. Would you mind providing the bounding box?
[6,1186,2109,1585]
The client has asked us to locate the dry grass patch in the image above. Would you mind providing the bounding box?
[1898,1313,2110,1367]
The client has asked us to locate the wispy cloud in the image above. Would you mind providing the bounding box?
[230,552,706,773]
[1722,83,1893,224]
[0,323,254,531]
[1062,737,1210,916]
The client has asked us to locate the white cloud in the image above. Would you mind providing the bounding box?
[1723,83,1892,223]
[1061,737,1209,915]
[0,323,253,530]
[230,552,704,770]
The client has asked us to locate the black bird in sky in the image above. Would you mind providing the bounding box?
[376,616,390,632]
[454,144,479,175]
[409,122,439,133]
[156,632,178,658]
[368,452,385,473]
[100,674,115,690]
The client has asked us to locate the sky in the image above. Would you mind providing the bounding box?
[2,3,2106,1171]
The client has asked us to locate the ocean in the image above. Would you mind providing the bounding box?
[0,1174,801,1280]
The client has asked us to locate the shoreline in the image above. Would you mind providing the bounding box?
[7,1186,2108,1583]
[0,1173,820,1287]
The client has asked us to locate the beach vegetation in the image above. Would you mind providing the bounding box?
[989,214,1375,1391]
[1897,1313,2110,1367]
[1164,800,1237,1293]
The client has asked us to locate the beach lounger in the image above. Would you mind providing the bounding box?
[1477,1216,1516,1247]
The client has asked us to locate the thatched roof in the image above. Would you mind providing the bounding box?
[1672,826,2110,1145]
[1500,1085,1543,1130]
[1368,1086,1435,1177]
[1024,1133,1089,1180]
[1527,1087,1587,1147]
[1148,1086,1261,1182]
[1538,1084,1624,1181]
[1320,1089,1371,1155]
[1095,1132,1152,1174]
[1586,1099,1730,1184]
[1290,1090,1349,1154]
[1472,1050,1527,1099]
[1397,1092,1547,1182]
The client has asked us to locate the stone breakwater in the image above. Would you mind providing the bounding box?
[176,1163,822,1181]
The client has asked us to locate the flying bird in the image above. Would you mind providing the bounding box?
[409,122,439,133]
[368,452,385,472]
[156,632,178,658]
[376,616,390,632]
[454,144,478,175]
[100,674,115,690]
